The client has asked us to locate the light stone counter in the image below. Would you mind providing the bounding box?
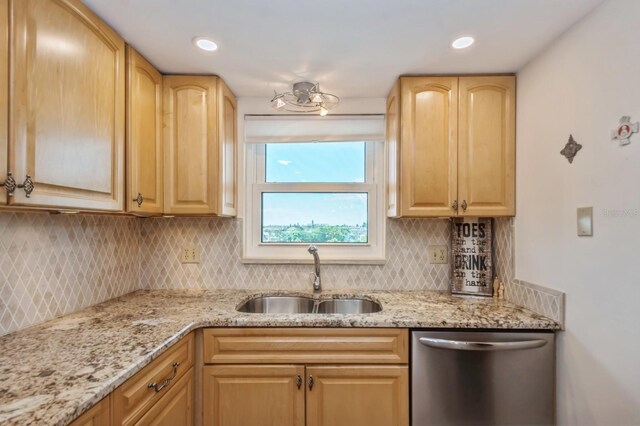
[0,289,559,425]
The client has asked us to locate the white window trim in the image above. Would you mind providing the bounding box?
[242,141,386,264]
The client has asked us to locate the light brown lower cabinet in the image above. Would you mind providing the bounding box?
[201,328,409,426]
[202,365,306,426]
[306,366,409,426]
[201,364,408,426]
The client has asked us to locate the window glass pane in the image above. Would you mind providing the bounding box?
[265,142,365,183]
[262,193,368,243]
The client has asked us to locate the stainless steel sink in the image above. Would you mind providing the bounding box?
[237,295,382,314]
[316,298,382,314]
[236,296,315,314]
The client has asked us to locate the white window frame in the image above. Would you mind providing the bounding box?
[243,141,385,264]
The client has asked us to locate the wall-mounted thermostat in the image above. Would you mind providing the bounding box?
[577,207,593,236]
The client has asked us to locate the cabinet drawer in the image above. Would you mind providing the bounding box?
[134,366,194,426]
[203,328,408,364]
[113,333,194,425]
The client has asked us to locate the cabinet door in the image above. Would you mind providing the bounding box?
[0,0,7,206]
[163,75,218,215]
[70,396,110,426]
[385,80,400,218]
[134,368,194,426]
[216,78,237,217]
[202,365,305,426]
[306,366,408,426]
[9,0,125,211]
[458,76,515,216]
[400,77,458,217]
[126,46,163,215]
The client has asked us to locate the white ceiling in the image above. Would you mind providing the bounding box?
[83,0,604,98]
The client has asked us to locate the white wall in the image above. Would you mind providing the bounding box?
[515,1,640,424]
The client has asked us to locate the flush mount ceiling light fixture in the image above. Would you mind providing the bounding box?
[270,81,339,116]
[193,37,218,52]
[452,36,475,49]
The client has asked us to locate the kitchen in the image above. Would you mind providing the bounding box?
[0,0,638,425]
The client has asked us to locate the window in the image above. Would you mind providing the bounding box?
[244,137,385,263]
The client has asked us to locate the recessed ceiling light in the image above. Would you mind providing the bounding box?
[452,36,475,49]
[193,37,218,52]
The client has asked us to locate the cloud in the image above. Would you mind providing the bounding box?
[277,160,292,166]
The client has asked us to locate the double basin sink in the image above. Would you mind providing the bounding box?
[237,295,382,314]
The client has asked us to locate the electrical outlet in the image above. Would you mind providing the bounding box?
[180,246,200,263]
[428,245,448,264]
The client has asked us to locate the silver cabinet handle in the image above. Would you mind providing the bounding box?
[148,362,180,393]
[133,192,143,207]
[418,337,547,351]
[1,172,17,197]
[307,375,314,391]
[17,175,34,198]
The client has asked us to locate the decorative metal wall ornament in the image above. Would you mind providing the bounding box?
[270,81,339,116]
[451,218,494,297]
[611,116,639,146]
[560,134,582,164]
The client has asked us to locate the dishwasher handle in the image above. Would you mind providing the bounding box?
[418,337,547,351]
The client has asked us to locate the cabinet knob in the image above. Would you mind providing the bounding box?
[307,375,314,391]
[451,200,458,211]
[461,200,467,211]
[133,192,143,207]
[296,375,302,390]
[1,172,17,197]
[17,175,34,198]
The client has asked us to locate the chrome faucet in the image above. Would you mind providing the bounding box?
[308,245,321,293]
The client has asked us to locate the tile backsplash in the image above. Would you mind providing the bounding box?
[0,212,564,336]
[0,212,139,336]
[494,217,565,327]
[139,217,451,291]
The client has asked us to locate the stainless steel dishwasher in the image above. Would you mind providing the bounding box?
[412,331,555,426]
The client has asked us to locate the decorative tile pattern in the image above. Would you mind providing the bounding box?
[140,217,452,291]
[494,218,565,327]
[0,212,140,336]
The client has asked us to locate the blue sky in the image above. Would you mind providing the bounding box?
[262,142,367,226]
[265,142,365,183]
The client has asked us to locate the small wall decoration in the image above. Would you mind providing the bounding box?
[560,134,582,163]
[451,218,494,297]
[611,116,639,146]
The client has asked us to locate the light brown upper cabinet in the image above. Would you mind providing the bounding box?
[7,0,125,211]
[163,76,237,216]
[126,47,163,215]
[386,76,515,217]
[0,0,7,206]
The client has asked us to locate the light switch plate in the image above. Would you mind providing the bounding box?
[180,245,200,263]
[428,245,448,264]
[577,207,593,236]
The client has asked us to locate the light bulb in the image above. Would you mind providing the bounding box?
[310,93,323,103]
[272,97,286,110]
[452,36,474,49]
[319,106,328,116]
[193,37,218,52]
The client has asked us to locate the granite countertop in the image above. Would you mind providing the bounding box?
[0,289,559,425]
